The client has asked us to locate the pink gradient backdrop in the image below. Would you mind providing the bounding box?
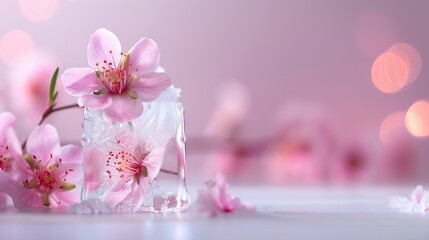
[0,0,428,183]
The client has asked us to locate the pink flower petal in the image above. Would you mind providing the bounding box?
[0,193,6,209]
[61,67,100,97]
[0,171,30,207]
[77,94,112,109]
[59,145,83,164]
[0,171,12,193]
[144,148,165,180]
[11,154,34,182]
[5,127,23,156]
[132,180,148,212]
[103,96,143,123]
[54,190,80,207]
[132,73,171,101]
[53,145,82,183]
[11,189,42,209]
[0,112,16,138]
[103,180,133,207]
[3,178,42,209]
[0,112,22,156]
[26,124,60,164]
[87,28,122,69]
[128,38,160,73]
[83,148,104,191]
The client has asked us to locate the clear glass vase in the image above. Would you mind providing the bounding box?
[80,87,190,213]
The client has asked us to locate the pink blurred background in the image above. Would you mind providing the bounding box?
[0,0,428,185]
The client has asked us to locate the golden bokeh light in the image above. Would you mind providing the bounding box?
[371,52,409,93]
[406,100,429,138]
[371,43,421,93]
[388,43,422,85]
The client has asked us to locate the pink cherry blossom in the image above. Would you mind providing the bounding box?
[4,125,82,209]
[0,112,22,173]
[0,112,22,210]
[197,173,254,214]
[61,28,171,123]
[96,133,165,212]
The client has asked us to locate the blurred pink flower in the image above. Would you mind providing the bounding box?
[205,81,249,138]
[5,125,82,209]
[99,133,164,212]
[332,147,368,184]
[197,173,254,214]
[203,81,251,180]
[8,53,60,128]
[264,103,334,184]
[379,126,416,182]
[61,28,171,123]
[330,137,379,185]
[390,185,429,212]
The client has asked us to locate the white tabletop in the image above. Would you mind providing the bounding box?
[0,186,427,240]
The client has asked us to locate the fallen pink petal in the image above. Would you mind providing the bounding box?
[389,185,429,213]
[196,173,255,215]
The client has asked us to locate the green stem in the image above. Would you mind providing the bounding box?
[21,103,80,150]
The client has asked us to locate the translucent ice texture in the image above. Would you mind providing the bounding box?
[79,86,190,213]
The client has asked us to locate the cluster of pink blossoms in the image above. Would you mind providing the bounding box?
[0,112,82,209]
[0,28,254,214]
[0,28,174,211]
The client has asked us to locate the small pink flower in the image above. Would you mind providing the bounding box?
[61,28,171,123]
[6,125,82,209]
[96,133,165,212]
[197,173,254,214]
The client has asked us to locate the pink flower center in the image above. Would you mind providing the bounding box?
[105,144,149,183]
[95,51,138,95]
[23,154,76,205]
[32,169,58,193]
